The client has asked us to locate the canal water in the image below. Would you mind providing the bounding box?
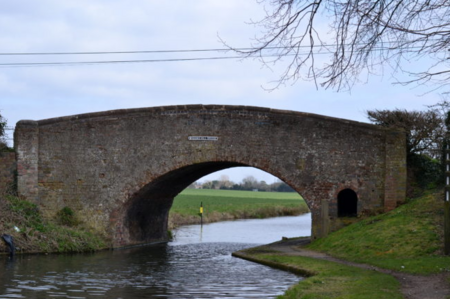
[0,213,311,299]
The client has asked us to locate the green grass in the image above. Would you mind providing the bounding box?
[169,189,308,227]
[235,249,402,299]
[172,189,306,215]
[308,190,450,274]
[1,195,107,253]
[229,189,450,298]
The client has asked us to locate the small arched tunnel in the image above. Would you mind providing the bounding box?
[122,162,308,245]
[337,188,358,217]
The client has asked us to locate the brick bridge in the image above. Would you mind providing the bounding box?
[14,105,406,247]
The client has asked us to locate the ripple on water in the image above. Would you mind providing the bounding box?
[1,215,311,298]
[0,243,302,298]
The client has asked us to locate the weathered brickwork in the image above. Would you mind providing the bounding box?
[384,130,408,210]
[14,105,407,247]
[14,121,39,202]
[0,152,16,194]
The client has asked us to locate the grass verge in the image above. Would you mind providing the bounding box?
[169,189,308,228]
[0,194,107,254]
[308,190,450,275]
[234,246,402,299]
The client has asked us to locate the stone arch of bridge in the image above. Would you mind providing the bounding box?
[115,161,310,246]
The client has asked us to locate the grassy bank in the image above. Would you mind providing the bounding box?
[235,246,402,299]
[308,190,450,275]
[169,189,308,229]
[232,190,450,298]
[0,195,107,254]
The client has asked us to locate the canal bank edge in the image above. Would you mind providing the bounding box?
[232,238,316,278]
[232,238,407,298]
[231,190,450,298]
[233,219,450,299]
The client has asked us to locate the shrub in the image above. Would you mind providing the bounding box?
[57,206,79,227]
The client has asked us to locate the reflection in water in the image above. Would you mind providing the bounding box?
[0,214,311,299]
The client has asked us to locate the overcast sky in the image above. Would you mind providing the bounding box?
[1,1,442,183]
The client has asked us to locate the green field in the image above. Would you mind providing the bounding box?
[169,189,308,228]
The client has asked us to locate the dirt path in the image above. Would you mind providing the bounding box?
[263,239,450,299]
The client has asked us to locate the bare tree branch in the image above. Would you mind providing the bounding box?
[226,0,450,92]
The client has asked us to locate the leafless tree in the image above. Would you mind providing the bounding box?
[225,0,450,92]
[367,109,444,158]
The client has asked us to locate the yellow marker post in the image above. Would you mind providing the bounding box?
[199,202,203,226]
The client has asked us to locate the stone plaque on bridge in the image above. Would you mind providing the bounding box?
[188,136,219,141]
